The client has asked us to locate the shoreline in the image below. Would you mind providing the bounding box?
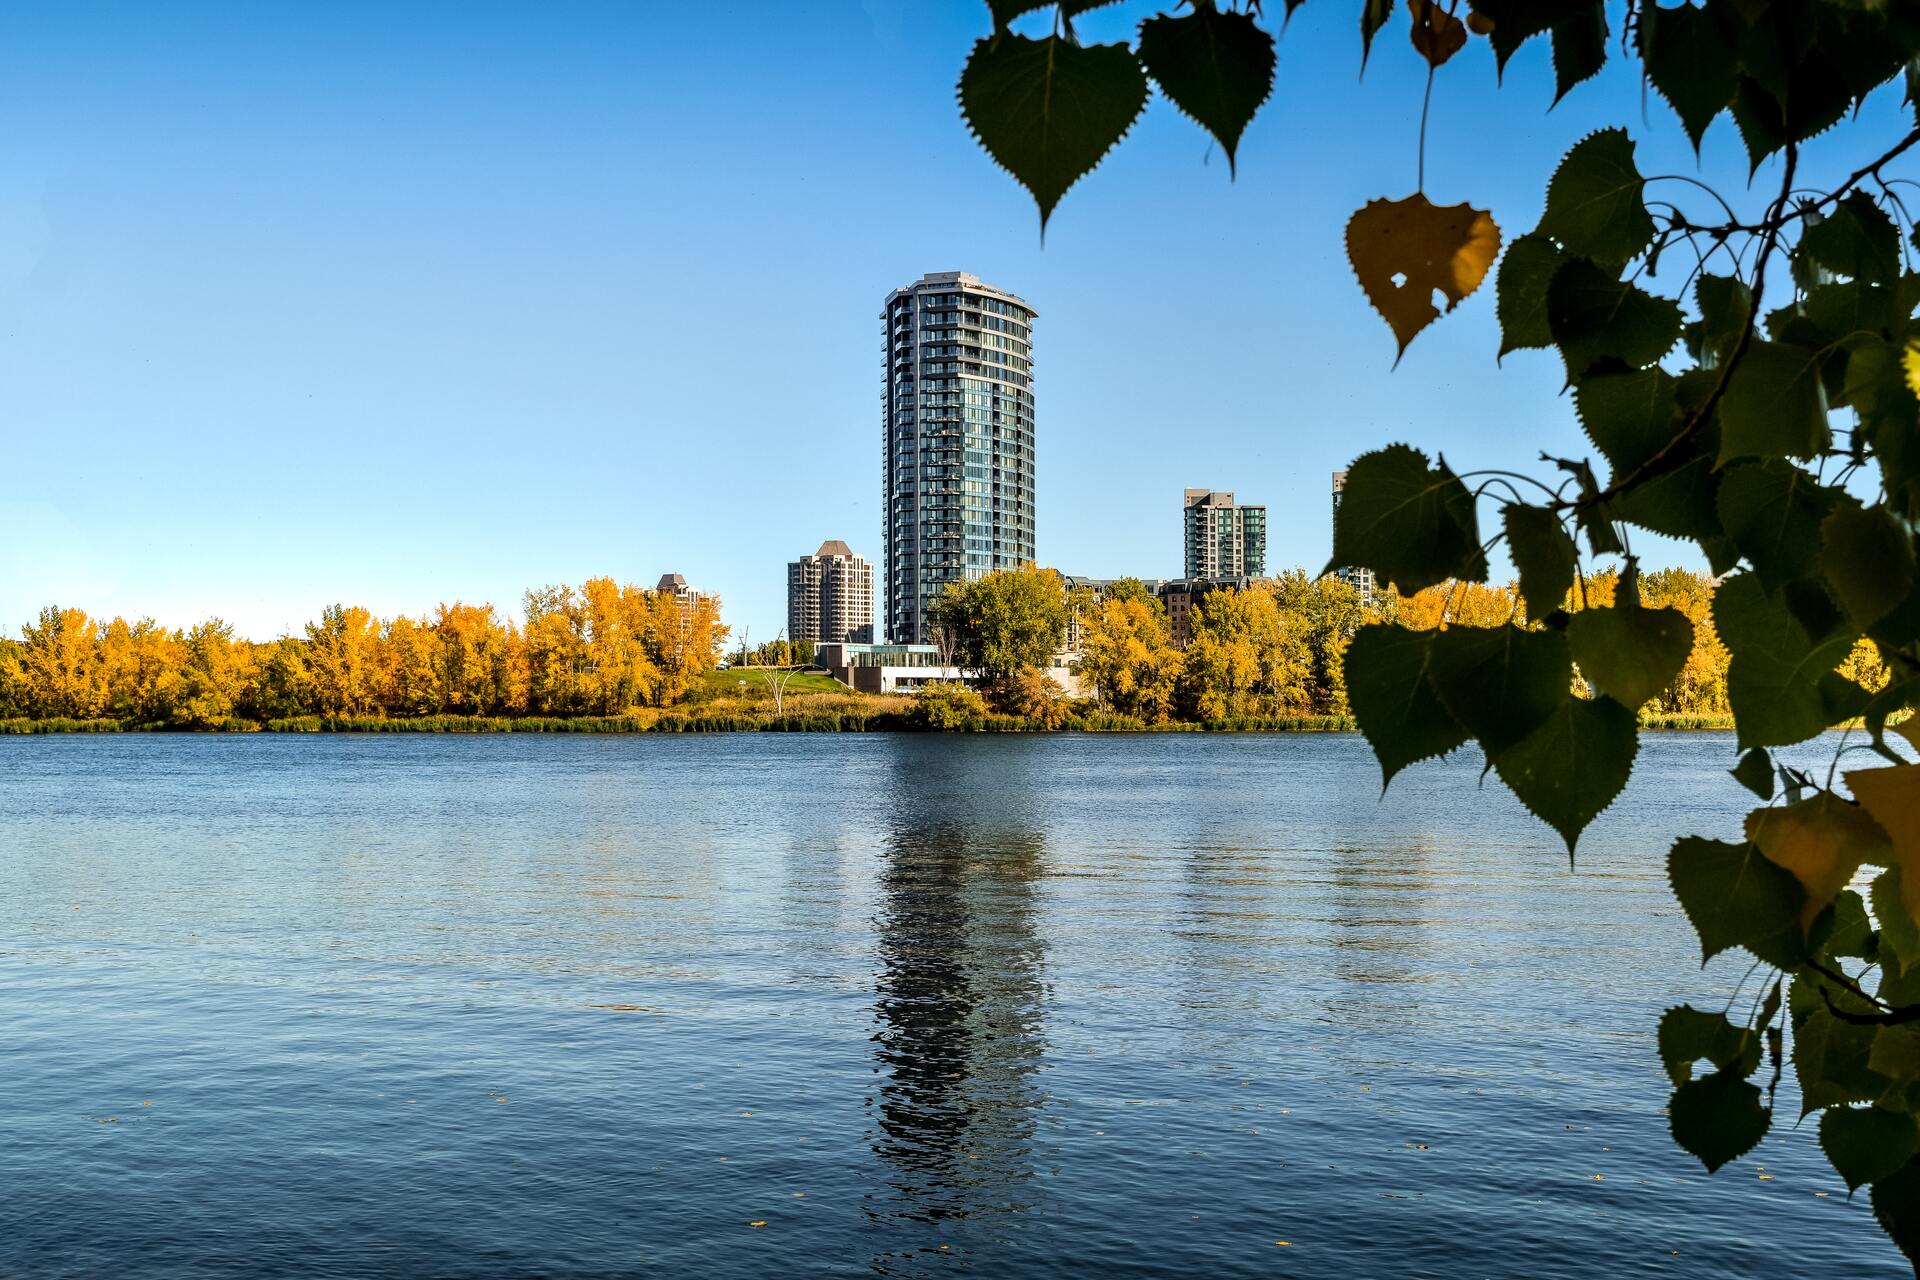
[0,713,1742,735]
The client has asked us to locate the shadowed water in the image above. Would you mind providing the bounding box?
[0,733,1900,1277]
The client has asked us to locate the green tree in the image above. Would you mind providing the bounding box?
[952,0,1920,1261]
[927,564,1069,694]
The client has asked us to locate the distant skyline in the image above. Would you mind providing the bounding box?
[2,2,1908,642]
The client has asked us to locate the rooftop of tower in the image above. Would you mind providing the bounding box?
[815,539,855,559]
[882,270,1035,316]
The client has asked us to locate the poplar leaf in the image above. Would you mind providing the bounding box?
[1361,0,1395,70]
[1407,0,1466,68]
[1503,505,1576,617]
[1846,765,1920,921]
[1670,1071,1770,1173]
[1427,625,1572,755]
[1822,502,1918,630]
[959,34,1150,233]
[1550,5,1607,105]
[1547,260,1682,375]
[1718,341,1833,463]
[1717,462,1840,592]
[1876,867,1920,980]
[1801,192,1901,286]
[1464,0,1596,78]
[1694,273,1754,358]
[1746,793,1892,930]
[1872,1158,1920,1268]
[1347,195,1501,360]
[1344,623,1470,787]
[1490,693,1637,850]
[1821,1107,1919,1194]
[1328,444,1488,593]
[1658,1005,1762,1086]
[1496,233,1567,356]
[1538,129,1655,268]
[1573,367,1678,474]
[1714,573,1862,749]
[1638,1,1739,151]
[1136,5,1275,177]
[1667,836,1806,967]
[1567,604,1692,709]
[1732,748,1775,801]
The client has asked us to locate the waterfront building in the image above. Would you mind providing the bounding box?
[882,271,1037,644]
[816,641,1081,696]
[1182,490,1266,580]
[788,540,876,645]
[1328,471,1378,608]
[656,573,715,609]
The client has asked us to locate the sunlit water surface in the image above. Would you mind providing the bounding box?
[0,733,1900,1277]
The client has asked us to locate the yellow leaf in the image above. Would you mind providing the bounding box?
[1408,0,1467,66]
[1745,794,1892,929]
[1845,763,1920,918]
[1905,339,1920,402]
[1347,194,1501,361]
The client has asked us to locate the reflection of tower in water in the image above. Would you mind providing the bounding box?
[867,817,1049,1229]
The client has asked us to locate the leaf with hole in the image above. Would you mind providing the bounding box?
[1347,195,1501,361]
[1407,0,1466,67]
[959,33,1149,233]
[1136,5,1275,178]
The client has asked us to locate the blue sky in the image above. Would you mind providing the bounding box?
[1,2,1912,642]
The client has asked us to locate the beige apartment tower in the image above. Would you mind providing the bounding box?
[1183,489,1267,580]
[788,540,876,645]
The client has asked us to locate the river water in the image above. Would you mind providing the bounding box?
[0,733,1900,1277]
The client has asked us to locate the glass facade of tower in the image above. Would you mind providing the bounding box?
[882,272,1037,644]
[1330,470,1377,607]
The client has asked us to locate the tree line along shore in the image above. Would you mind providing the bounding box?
[0,564,1840,734]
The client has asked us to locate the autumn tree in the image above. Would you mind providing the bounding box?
[951,0,1920,1257]
[927,564,1069,696]
[1073,589,1185,720]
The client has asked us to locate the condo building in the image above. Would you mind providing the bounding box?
[788,540,876,645]
[1329,470,1378,608]
[882,271,1037,644]
[1182,489,1267,580]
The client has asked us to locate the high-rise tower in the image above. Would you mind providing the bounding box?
[882,271,1037,644]
[1182,489,1267,580]
[788,540,876,645]
[1330,470,1378,607]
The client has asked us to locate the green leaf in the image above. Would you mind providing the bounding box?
[986,0,1124,31]
[1822,1107,1919,1194]
[1567,604,1692,709]
[1361,0,1394,70]
[1669,1070,1770,1173]
[1822,500,1918,630]
[1638,1,1739,151]
[1827,889,1876,960]
[1328,445,1488,594]
[1343,623,1471,787]
[1550,5,1608,105]
[1464,0,1595,78]
[1797,1004,1899,1113]
[1695,273,1754,358]
[1503,505,1576,617]
[1714,573,1860,749]
[1801,191,1901,286]
[1537,129,1655,268]
[1490,693,1637,851]
[1427,624,1571,755]
[1876,867,1920,980]
[1872,1158,1920,1270]
[1667,835,1807,968]
[1718,340,1832,464]
[959,33,1150,233]
[1659,1005,1763,1087]
[1731,77,1787,173]
[1717,461,1841,592]
[1136,5,1275,178]
[1573,367,1677,474]
[1732,748,1775,801]
[1547,259,1683,375]
[1613,456,1723,543]
[1496,233,1568,357]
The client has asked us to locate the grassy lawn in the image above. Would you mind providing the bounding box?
[699,667,851,697]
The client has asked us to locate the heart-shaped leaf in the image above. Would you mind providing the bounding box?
[1347,194,1501,360]
[1136,5,1276,177]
